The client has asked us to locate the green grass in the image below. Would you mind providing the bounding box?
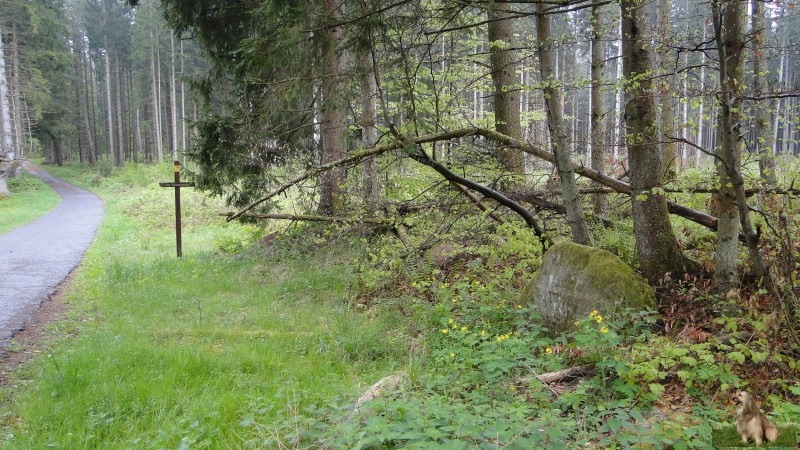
[0,172,60,234]
[712,425,797,448]
[0,161,408,448]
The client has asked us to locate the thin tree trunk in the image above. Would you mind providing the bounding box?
[79,39,97,165]
[613,18,624,161]
[621,0,695,281]
[536,2,591,246]
[590,0,608,215]
[9,25,22,170]
[752,0,775,185]
[0,25,14,196]
[360,44,379,212]
[488,4,524,184]
[318,0,348,214]
[114,54,125,166]
[170,30,178,160]
[656,0,677,181]
[104,47,116,165]
[711,0,742,290]
[150,23,163,161]
[712,0,770,288]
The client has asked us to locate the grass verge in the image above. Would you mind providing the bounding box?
[0,170,60,235]
[0,162,408,448]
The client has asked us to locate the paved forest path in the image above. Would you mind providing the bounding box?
[0,162,103,350]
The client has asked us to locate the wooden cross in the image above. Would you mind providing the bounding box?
[159,161,196,257]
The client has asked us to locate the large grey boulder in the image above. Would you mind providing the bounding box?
[520,241,656,336]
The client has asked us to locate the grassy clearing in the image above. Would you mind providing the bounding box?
[0,162,408,448]
[0,171,60,235]
[1,160,798,448]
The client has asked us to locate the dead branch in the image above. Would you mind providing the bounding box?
[522,365,590,384]
[220,212,396,225]
[508,191,615,228]
[472,128,721,232]
[449,181,505,225]
[225,126,722,236]
[226,128,482,222]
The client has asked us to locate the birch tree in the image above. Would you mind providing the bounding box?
[0,25,14,196]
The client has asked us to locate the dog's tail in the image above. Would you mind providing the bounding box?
[765,424,779,442]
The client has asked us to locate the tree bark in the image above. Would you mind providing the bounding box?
[359,36,379,212]
[170,30,178,160]
[751,0,776,186]
[488,4,524,184]
[536,2,591,246]
[590,0,608,215]
[656,0,677,180]
[318,0,349,215]
[104,45,116,166]
[621,0,694,282]
[711,0,741,290]
[712,0,771,288]
[0,25,14,196]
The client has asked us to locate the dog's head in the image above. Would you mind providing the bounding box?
[732,391,759,413]
[732,391,750,406]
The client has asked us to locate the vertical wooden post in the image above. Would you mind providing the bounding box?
[159,161,195,258]
[173,161,182,257]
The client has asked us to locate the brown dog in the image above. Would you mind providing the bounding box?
[732,391,779,445]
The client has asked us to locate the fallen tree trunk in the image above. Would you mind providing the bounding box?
[226,127,721,234]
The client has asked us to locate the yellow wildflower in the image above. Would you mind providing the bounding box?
[545,347,553,354]
[450,352,455,358]
[441,329,449,334]
[460,326,467,331]
[600,326,609,334]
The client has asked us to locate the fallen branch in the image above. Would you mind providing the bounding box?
[225,126,721,235]
[523,365,590,384]
[220,212,395,225]
[226,128,481,222]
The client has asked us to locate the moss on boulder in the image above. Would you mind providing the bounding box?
[520,241,656,337]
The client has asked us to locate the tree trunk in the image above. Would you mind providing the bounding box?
[170,30,178,160]
[150,22,163,162]
[9,25,23,171]
[536,2,591,246]
[114,54,125,166]
[590,0,608,215]
[752,0,776,185]
[712,0,770,288]
[711,0,741,290]
[0,25,14,196]
[104,46,116,165]
[78,39,97,165]
[318,0,348,214]
[621,0,694,282]
[360,44,379,212]
[488,4,524,184]
[656,0,677,180]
